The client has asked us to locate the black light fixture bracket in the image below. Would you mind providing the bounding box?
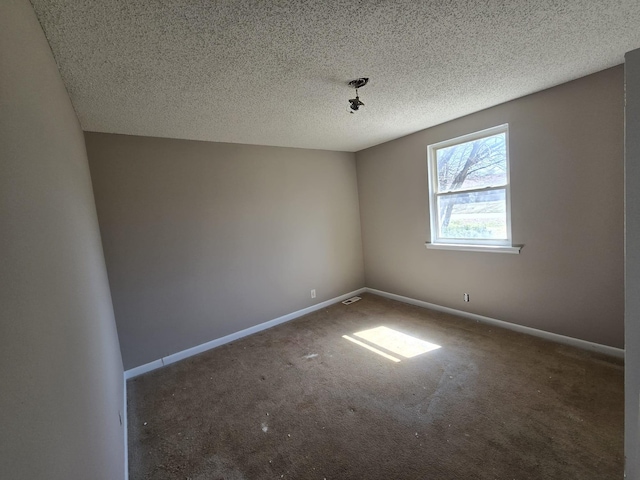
[348,77,369,113]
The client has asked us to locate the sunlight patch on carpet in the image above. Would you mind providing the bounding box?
[342,335,401,362]
[354,326,441,358]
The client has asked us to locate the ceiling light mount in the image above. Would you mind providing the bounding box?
[348,77,369,113]
[348,77,369,89]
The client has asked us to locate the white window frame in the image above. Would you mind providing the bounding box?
[426,124,520,254]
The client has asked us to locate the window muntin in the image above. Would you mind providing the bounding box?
[428,124,512,247]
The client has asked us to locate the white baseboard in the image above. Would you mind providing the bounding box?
[365,288,624,359]
[124,287,367,379]
[123,285,622,381]
[124,359,164,379]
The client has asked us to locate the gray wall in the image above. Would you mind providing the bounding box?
[86,133,364,370]
[625,48,640,479]
[356,66,624,348]
[0,1,125,479]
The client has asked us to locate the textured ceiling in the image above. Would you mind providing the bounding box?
[31,0,640,152]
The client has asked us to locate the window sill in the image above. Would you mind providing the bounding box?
[425,242,523,254]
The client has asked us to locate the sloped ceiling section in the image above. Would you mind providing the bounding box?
[31,0,640,152]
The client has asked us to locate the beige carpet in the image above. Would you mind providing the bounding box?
[127,293,623,479]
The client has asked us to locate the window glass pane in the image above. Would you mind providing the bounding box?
[436,132,507,192]
[437,189,507,240]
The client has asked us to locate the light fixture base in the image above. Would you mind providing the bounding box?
[348,78,369,89]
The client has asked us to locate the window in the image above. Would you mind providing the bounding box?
[427,124,520,253]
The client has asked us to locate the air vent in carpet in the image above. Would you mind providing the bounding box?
[342,296,361,305]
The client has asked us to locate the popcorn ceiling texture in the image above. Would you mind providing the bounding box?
[30,0,640,152]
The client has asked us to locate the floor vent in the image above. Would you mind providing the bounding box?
[342,296,361,305]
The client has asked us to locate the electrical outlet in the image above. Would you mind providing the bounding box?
[463,293,470,302]
[311,289,316,299]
